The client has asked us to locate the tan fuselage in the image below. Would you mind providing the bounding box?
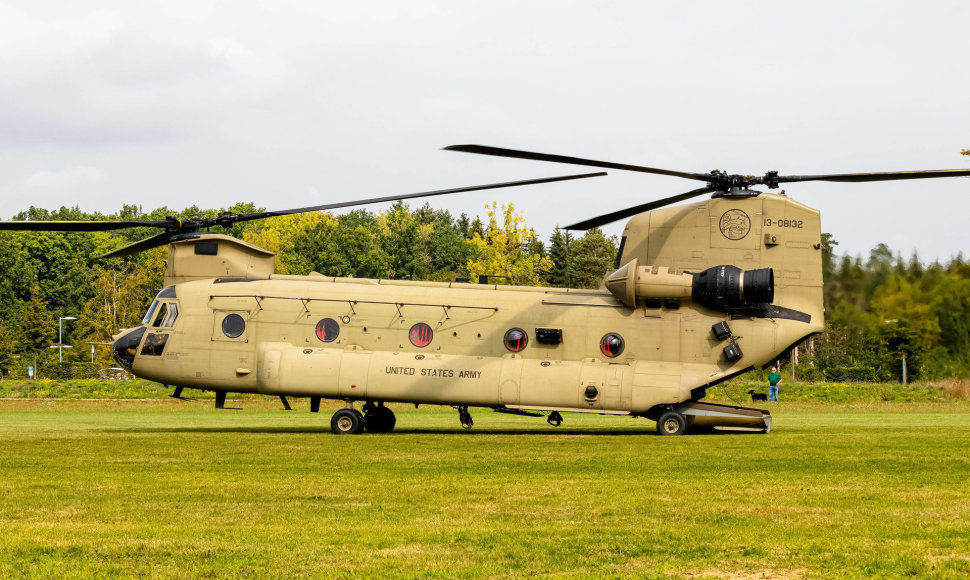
[122,192,825,416]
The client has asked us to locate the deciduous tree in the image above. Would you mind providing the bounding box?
[466,203,552,286]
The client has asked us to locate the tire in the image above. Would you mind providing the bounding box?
[364,406,396,433]
[656,411,687,436]
[331,408,364,435]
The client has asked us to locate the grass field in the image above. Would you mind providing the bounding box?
[2,378,965,403]
[1,398,969,578]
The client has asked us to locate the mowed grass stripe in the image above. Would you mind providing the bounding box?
[1,401,968,578]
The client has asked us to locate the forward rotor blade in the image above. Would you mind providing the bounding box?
[776,168,970,185]
[97,232,173,259]
[0,219,168,232]
[564,186,716,231]
[231,172,608,222]
[445,144,710,182]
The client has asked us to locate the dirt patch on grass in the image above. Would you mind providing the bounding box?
[680,567,809,579]
[374,544,430,557]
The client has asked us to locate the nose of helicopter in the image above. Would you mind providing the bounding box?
[111,326,147,371]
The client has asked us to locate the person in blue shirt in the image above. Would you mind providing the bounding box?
[768,367,782,401]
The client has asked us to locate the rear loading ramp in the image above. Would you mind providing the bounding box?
[674,401,771,433]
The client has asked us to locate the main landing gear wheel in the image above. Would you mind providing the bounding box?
[657,411,687,436]
[331,408,365,435]
[364,404,396,433]
[458,406,474,430]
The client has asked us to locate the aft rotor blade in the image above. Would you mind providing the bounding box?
[0,219,168,232]
[232,172,608,222]
[445,144,711,182]
[564,186,716,231]
[97,232,173,259]
[776,168,970,184]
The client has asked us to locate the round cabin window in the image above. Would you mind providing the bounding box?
[504,328,528,353]
[315,318,340,343]
[600,333,625,358]
[222,313,246,338]
[409,323,433,347]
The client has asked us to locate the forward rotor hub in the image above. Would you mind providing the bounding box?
[164,212,242,235]
[707,170,780,190]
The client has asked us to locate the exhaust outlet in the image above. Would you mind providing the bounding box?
[606,258,774,310]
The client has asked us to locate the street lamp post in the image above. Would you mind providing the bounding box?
[54,316,77,363]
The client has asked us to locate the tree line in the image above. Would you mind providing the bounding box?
[812,234,970,382]
[0,201,968,382]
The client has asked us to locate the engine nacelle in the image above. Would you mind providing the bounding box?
[605,258,774,310]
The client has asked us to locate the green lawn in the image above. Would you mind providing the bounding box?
[1,399,968,578]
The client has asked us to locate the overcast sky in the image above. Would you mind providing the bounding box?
[1,0,967,262]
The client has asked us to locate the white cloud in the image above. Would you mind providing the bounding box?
[0,3,296,146]
[23,166,105,193]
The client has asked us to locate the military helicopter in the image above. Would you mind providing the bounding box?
[3,147,967,435]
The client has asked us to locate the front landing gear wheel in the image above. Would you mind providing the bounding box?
[364,405,396,433]
[331,408,365,434]
[657,411,687,436]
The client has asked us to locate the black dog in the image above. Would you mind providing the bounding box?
[748,390,768,402]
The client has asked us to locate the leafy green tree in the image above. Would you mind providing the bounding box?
[289,211,390,278]
[467,216,486,240]
[546,228,575,287]
[0,232,38,321]
[812,302,890,381]
[833,255,868,310]
[18,286,56,378]
[241,212,324,275]
[929,273,970,366]
[414,203,435,226]
[378,202,432,280]
[569,229,618,289]
[76,251,165,345]
[456,213,471,239]
[0,322,16,378]
[466,203,552,286]
[426,209,474,282]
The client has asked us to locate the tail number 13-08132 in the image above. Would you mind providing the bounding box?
[763,218,803,228]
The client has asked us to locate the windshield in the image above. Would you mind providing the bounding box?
[144,301,180,328]
[139,287,179,326]
[162,303,179,327]
[141,301,160,325]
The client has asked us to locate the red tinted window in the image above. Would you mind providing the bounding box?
[409,323,433,347]
[316,318,340,343]
[504,328,528,352]
[600,333,625,358]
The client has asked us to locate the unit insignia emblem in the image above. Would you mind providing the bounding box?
[719,209,751,240]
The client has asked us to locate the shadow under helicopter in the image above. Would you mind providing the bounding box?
[107,425,763,436]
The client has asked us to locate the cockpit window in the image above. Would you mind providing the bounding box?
[141,301,160,325]
[143,301,179,327]
[152,303,168,327]
[150,302,179,328]
[162,303,179,327]
[140,288,178,326]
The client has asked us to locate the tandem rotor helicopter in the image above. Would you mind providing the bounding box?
[3,146,968,435]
